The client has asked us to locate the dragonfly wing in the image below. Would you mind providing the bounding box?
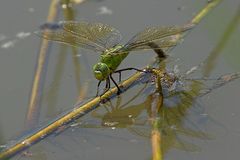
[123,23,194,52]
[125,36,179,51]
[61,21,122,49]
[35,29,105,52]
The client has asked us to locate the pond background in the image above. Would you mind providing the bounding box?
[0,0,240,159]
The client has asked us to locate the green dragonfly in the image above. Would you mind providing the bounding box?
[37,21,193,95]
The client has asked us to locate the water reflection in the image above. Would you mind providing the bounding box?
[70,68,239,154]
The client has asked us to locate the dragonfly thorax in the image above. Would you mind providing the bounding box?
[93,62,110,80]
[104,45,123,55]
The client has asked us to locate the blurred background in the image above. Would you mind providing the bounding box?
[0,0,239,159]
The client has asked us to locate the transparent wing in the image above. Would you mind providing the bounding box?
[124,36,179,51]
[36,21,122,52]
[123,23,194,52]
[35,29,105,52]
[61,21,122,49]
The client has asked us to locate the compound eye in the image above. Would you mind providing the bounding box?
[93,63,110,81]
[94,70,104,80]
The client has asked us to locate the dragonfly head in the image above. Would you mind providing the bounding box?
[93,63,110,81]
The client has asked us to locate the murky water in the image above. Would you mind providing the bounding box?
[0,0,240,159]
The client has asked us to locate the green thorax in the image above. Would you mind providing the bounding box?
[100,45,129,73]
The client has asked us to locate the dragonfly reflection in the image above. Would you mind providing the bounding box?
[70,67,239,152]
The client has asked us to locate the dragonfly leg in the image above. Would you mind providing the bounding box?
[110,74,122,95]
[105,77,110,89]
[114,67,145,73]
[118,72,121,82]
[147,42,166,58]
[100,77,111,97]
[96,80,102,96]
[114,68,146,83]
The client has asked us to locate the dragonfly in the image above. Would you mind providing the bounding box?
[36,21,194,95]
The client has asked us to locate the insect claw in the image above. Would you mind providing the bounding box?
[99,96,109,103]
[117,89,122,95]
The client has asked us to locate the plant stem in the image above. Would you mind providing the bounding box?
[0,0,223,159]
